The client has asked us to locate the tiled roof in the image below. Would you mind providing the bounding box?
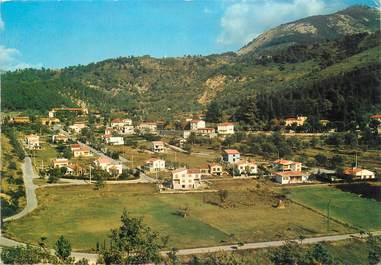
[224,149,239,155]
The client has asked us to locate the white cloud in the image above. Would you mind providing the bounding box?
[0,45,42,71]
[217,0,345,46]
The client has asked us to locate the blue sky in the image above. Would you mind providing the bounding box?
[0,0,378,70]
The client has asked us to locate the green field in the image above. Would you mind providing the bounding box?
[288,185,381,231]
[5,183,352,252]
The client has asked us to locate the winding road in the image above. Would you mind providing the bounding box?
[3,156,38,222]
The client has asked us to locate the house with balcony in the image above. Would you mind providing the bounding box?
[172,168,202,190]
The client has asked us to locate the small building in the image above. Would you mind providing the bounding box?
[111,118,132,128]
[94,157,122,176]
[40,117,60,126]
[138,122,157,134]
[144,158,166,172]
[274,171,309,184]
[284,116,307,127]
[234,160,258,176]
[106,136,124,146]
[52,158,69,168]
[223,149,240,164]
[152,141,164,153]
[343,167,375,180]
[217,122,235,135]
[199,164,210,175]
[190,120,206,131]
[196,127,216,138]
[273,159,302,172]
[12,116,30,124]
[209,163,223,176]
[172,168,202,190]
[25,134,40,150]
[69,122,86,133]
[52,134,68,143]
[73,147,92,158]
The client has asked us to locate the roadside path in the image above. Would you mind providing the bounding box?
[3,156,38,222]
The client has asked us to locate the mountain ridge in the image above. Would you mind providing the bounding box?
[238,5,380,55]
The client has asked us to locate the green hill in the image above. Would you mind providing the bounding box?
[2,6,380,128]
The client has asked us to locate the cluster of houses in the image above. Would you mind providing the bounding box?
[183,119,235,139]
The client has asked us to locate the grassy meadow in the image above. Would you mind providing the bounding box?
[287,185,381,231]
[4,181,352,252]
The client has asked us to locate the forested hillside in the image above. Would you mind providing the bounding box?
[2,6,380,129]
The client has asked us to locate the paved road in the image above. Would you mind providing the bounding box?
[162,231,381,256]
[4,157,38,222]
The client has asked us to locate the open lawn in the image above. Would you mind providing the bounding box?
[287,185,381,231]
[5,183,352,252]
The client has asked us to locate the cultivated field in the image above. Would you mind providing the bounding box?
[5,181,353,252]
[287,185,381,231]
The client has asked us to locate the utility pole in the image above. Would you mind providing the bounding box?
[327,199,331,233]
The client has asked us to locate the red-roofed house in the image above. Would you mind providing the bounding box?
[223,149,240,163]
[343,167,375,180]
[274,171,309,184]
[94,157,122,176]
[73,147,92,158]
[111,118,132,128]
[273,159,302,172]
[196,127,216,138]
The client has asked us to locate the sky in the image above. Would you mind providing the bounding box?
[0,0,378,70]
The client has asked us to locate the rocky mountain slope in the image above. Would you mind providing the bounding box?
[238,5,380,55]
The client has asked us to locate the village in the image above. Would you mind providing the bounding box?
[10,107,379,191]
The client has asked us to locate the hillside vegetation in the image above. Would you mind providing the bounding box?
[2,6,380,127]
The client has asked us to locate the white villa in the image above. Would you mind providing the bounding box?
[111,118,132,128]
[152,141,165,153]
[52,134,68,143]
[52,158,69,168]
[190,119,206,131]
[106,136,124,146]
[217,122,235,135]
[25,134,40,150]
[274,171,309,184]
[234,160,258,176]
[138,122,157,134]
[223,149,240,164]
[172,168,202,190]
[69,122,86,133]
[144,158,166,172]
[343,167,375,180]
[94,157,123,176]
